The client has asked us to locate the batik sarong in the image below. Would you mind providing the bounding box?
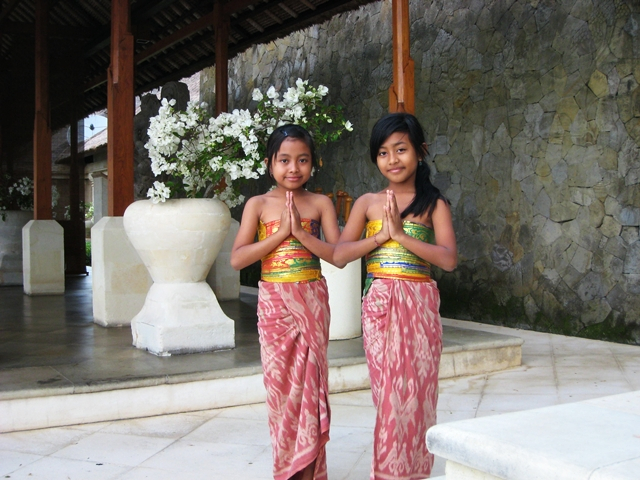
[258,278,331,480]
[362,278,442,480]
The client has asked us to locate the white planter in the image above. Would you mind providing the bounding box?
[321,258,363,340]
[123,198,235,355]
[0,210,32,285]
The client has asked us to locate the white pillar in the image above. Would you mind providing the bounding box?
[322,258,362,340]
[92,217,152,327]
[22,220,65,295]
[207,218,240,300]
[0,211,32,285]
[91,171,108,224]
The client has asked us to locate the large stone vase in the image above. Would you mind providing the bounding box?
[123,198,235,355]
[0,210,32,285]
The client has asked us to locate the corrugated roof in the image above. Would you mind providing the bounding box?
[0,0,378,127]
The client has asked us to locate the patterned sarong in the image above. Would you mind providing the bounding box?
[362,278,442,480]
[257,279,331,480]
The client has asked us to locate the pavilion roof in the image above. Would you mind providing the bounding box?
[0,0,376,133]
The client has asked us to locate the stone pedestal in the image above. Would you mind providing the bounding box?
[123,198,235,356]
[322,258,362,340]
[92,217,152,327]
[22,220,65,295]
[206,218,240,300]
[0,211,32,285]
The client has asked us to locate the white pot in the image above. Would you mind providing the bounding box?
[0,210,32,285]
[123,198,235,355]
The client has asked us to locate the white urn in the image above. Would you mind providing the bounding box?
[123,198,235,355]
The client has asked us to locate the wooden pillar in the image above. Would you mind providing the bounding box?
[33,0,52,219]
[214,0,229,115]
[388,0,415,114]
[107,0,135,216]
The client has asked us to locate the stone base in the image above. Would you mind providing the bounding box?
[322,258,362,340]
[92,217,152,327]
[132,282,235,356]
[22,220,64,295]
[206,218,240,300]
[0,211,32,286]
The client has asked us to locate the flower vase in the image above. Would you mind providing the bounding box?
[123,198,235,355]
[0,210,32,285]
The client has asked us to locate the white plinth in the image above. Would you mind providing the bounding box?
[22,220,65,295]
[0,211,32,285]
[91,217,152,327]
[132,282,235,355]
[207,218,240,300]
[322,258,362,340]
[427,390,640,480]
[123,198,235,356]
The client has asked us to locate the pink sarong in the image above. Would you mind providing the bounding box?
[257,279,331,480]
[362,278,442,480]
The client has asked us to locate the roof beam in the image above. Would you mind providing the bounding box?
[0,0,21,25]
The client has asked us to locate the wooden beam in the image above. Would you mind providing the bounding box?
[214,0,229,115]
[33,0,52,220]
[388,0,414,114]
[0,0,21,25]
[135,12,214,65]
[107,0,135,216]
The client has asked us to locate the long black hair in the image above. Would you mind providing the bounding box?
[265,124,318,177]
[370,112,446,220]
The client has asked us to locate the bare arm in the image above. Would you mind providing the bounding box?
[333,194,384,268]
[290,193,340,265]
[386,194,457,272]
[230,197,291,271]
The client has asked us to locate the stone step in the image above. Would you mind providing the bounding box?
[0,319,523,433]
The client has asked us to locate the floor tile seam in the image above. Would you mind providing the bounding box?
[340,448,370,480]
[611,351,636,390]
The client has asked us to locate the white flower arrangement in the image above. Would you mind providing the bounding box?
[145,78,353,208]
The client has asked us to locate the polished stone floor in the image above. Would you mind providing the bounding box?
[1,275,639,479]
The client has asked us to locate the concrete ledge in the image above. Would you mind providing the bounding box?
[0,361,369,433]
[427,390,640,480]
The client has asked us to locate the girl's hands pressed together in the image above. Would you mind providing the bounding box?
[288,191,304,238]
[384,190,403,242]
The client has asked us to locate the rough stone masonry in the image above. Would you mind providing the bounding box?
[202,0,640,344]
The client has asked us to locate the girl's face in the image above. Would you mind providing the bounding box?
[268,138,313,190]
[375,132,419,184]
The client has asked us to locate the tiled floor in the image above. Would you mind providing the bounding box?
[1,276,639,479]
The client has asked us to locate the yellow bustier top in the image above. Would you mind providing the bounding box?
[365,219,434,282]
[258,218,322,283]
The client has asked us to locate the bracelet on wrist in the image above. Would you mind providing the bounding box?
[373,234,383,247]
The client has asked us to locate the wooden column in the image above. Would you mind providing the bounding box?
[214,0,229,115]
[33,0,52,219]
[107,0,135,216]
[388,0,415,114]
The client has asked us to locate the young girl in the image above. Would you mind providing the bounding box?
[231,124,340,480]
[334,113,457,479]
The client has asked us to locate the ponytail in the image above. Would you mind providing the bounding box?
[369,113,446,219]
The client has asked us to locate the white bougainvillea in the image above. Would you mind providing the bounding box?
[145,79,352,208]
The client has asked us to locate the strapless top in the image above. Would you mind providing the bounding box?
[365,219,434,284]
[258,218,322,283]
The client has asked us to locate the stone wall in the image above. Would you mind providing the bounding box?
[202,0,640,343]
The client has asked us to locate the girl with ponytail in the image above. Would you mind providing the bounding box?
[334,113,457,479]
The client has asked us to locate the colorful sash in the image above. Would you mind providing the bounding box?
[364,219,434,293]
[259,218,322,283]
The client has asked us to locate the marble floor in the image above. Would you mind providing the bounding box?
[1,276,639,479]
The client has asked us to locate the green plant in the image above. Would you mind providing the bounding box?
[64,201,94,221]
[0,175,33,220]
[145,78,352,208]
[85,240,91,267]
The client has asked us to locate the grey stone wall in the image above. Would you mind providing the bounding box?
[202,0,640,343]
